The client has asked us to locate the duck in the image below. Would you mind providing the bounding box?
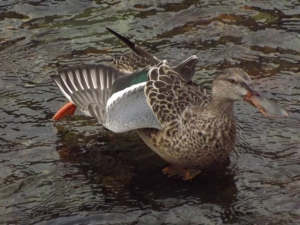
[51,28,288,180]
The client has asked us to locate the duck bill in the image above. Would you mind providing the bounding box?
[243,90,288,118]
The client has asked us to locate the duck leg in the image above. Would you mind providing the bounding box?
[162,165,201,180]
[52,102,77,122]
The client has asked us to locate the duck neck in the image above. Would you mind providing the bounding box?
[209,97,235,117]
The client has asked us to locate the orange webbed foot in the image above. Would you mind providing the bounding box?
[52,102,77,122]
[162,165,201,181]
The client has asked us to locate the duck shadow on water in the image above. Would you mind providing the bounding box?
[54,124,238,214]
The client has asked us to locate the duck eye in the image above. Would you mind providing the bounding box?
[228,78,237,84]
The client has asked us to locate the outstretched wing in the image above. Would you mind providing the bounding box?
[107,27,160,66]
[51,64,162,132]
[107,27,199,81]
[51,65,124,119]
[145,61,210,124]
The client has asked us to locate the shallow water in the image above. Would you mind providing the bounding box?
[0,0,300,224]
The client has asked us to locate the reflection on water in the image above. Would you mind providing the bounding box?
[0,0,300,224]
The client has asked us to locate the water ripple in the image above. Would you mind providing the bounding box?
[0,0,300,224]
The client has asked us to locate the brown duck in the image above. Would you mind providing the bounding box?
[51,28,288,180]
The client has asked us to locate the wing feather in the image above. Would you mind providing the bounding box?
[52,64,162,132]
[145,61,210,124]
[105,82,162,132]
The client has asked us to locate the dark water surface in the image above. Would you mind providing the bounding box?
[0,0,300,224]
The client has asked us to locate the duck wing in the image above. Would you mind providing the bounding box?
[51,64,162,133]
[107,27,160,66]
[107,27,198,81]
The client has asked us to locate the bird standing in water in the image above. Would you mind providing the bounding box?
[51,28,288,180]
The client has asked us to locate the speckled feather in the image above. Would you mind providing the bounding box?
[112,53,153,73]
[137,61,236,170]
[145,62,210,123]
[107,27,198,82]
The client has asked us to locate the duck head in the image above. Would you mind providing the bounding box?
[212,68,288,118]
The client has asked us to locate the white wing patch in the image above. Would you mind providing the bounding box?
[104,82,162,132]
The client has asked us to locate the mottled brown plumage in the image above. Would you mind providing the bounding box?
[112,53,153,73]
[137,62,236,171]
[52,29,288,180]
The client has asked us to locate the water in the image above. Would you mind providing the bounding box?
[0,0,300,224]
